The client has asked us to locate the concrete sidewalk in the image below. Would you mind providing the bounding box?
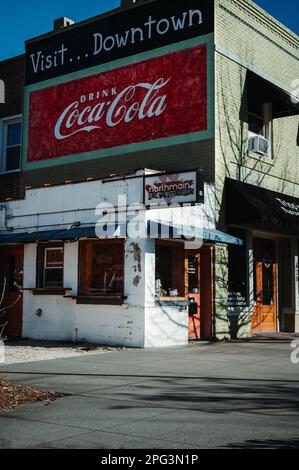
[0,338,299,449]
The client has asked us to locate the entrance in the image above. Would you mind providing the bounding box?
[187,246,213,340]
[0,245,23,337]
[252,238,277,333]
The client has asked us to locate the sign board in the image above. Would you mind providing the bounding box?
[144,170,204,206]
[27,45,207,162]
[25,0,214,85]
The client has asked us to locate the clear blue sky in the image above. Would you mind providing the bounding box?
[0,0,298,61]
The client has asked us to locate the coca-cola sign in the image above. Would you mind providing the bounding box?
[28,45,207,162]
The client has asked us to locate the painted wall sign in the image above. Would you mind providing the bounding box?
[144,171,204,206]
[27,45,207,163]
[25,0,213,85]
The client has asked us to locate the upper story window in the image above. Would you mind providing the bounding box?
[248,102,272,158]
[0,116,22,173]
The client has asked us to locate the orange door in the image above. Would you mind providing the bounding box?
[252,238,277,333]
[187,247,213,340]
[0,246,23,337]
[187,253,200,340]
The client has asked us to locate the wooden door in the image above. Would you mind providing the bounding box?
[0,246,23,337]
[187,253,201,340]
[200,246,213,340]
[187,246,213,340]
[252,238,277,333]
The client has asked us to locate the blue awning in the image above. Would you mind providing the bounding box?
[148,223,243,245]
[0,223,243,246]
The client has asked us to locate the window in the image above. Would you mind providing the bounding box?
[227,229,248,308]
[79,240,124,296]
[1,116,22,172]
[155,241,185,298]
[248,102,272,158]
[37,244,64,288]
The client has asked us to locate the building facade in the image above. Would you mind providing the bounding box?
[0,0,298,347]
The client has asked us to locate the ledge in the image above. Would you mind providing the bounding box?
[23,288,72,296]
[64,295,127,305]
[155,297,189,307]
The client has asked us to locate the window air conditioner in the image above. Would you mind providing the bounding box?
[248,135,269,155]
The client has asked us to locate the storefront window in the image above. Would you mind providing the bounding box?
[79,240,124,296]
[228,229,248,308]
[155,242,185,299]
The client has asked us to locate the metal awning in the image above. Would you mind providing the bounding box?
[0,221,243,246]
[247,71,298,118]
[226,178,299,234]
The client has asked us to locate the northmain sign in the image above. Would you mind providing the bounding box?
[25,0,213,85]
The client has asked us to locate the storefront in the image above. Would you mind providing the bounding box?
[0,173,243,346]
[226,178,299,334]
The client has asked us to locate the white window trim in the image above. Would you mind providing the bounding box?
[0,114,22,174]
[44,247,64,288]
[248,103,273,159]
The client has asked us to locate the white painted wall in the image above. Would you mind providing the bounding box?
[4,173,215,348]
[22,242,145,347]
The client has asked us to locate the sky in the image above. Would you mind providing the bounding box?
[0,0,298,61]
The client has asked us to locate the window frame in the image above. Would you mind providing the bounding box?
[43,247,64,289]
[0,114,22,174]
[155,240,187,301]
[78,239,125,298]
[248,102,273,159]
[36,243,65,289]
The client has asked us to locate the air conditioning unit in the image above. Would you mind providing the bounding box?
[249,134,269,155]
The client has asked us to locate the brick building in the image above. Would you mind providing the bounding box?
[0,0,298,346]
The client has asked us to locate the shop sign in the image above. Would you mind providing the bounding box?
[144,170,204,206]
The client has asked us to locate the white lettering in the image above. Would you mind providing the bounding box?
[30,51,42,73]
[189,9,203,26]
[171,12,187,31]
[131,27,144,44]
[157,18,170,35]
[103,36,115,51]
[115,31,130,47]
[54,78,170,140]
[93,33,103,55]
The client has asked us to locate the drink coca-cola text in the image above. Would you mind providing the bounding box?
[54,78,170,140]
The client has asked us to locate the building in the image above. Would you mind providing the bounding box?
[0,0,298,347]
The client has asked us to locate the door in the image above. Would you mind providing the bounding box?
[0,246,23,337]
[252,238,277,333]
[187,253,201,340]
[187,246,213,340]
[200,246,213,340]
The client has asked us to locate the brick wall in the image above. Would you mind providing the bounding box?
[214,0,299,338]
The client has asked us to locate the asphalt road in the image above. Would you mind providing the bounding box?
[0,335,299,449]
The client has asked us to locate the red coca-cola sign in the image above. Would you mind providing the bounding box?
[28,45,207,162]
